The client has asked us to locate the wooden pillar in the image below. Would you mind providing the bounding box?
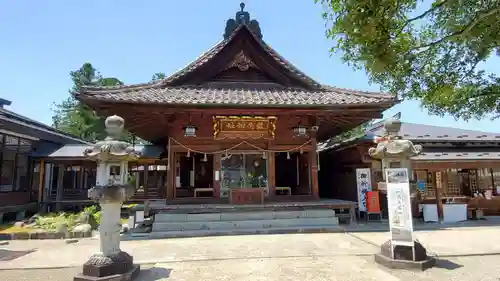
[78,166,85,190]
[435,171,444,222]
[55,164,64,211]
[213,153,221,198]
[37,160,45,203]
[310,138,319,200]
[166,152,175,200]
[268,152,276,198]
[143,164,149,199]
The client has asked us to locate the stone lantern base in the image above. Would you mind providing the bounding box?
[74,251,140,281]
[374,240,436,271]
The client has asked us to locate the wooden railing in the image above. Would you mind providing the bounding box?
[130,185,161,201]
[0,191,31,207]
[49,189,90,201]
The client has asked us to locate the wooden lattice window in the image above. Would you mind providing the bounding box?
[415,169,435,198]
[493,169,500,195]
[445,169,461,196]
[477,168,493,192]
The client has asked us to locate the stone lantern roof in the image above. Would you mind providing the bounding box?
[83,115,141,161]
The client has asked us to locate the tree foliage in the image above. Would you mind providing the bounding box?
[52,63,123,142]
[52,63,164,143]
[317,0,500,119]
[151,72,166,81]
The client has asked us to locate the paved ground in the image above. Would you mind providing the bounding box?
[1,225,500,280]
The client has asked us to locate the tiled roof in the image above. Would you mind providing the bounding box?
[78,86,394,107]
[369,122,500,142]
[318,122,500,153]
[77,25,395,107]
[80,25,324,92]
[412,151,500,161]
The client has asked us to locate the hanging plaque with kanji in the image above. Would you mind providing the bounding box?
[213,116,277,140]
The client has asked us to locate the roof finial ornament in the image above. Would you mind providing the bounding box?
[223,2,263,40]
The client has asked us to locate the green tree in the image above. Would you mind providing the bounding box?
[151,72,166,81]
[52,63,123,142]
[317,0,500,120]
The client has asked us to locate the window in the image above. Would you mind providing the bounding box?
[31,163,41,193]
[0,134,34,192]
[16,153,29,191]
[1,148,16,191]
[220,153,268,197]
[128,163,145,192]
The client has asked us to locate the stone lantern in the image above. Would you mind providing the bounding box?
[368,117,422,179]
[74,115,141,281]
[368,118,435,270]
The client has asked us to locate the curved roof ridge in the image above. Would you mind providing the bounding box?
[259,40,323,89]
[321,85,394,98]
[79,26,244,93]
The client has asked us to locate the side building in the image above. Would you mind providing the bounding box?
[0,98,89,220]
[318,121,500,219]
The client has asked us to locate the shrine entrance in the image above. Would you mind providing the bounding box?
[174,152,214,198]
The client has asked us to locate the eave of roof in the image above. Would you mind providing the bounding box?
[31,143,166,158]
[318,122,500,154]
[76,86,396,109]
[412,151,500,161]
[0,107,90,145]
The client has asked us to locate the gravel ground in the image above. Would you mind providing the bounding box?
[1,227,500,280]
[1,254,499,281]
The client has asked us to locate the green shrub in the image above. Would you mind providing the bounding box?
[33,212,79,231]
[84,205,101,229]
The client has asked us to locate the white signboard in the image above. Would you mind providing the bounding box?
[386,168,414,246]
[356,168,372,212]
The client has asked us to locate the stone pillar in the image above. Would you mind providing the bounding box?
[74,115,141,281]
[99,201,122,256]
[369,118,435,270]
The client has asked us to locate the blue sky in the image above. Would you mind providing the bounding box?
[0,0,499,132]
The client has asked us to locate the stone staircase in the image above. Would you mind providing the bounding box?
[149,209,340,238]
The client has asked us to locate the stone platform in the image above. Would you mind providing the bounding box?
[148,199,357,214]
[74,251,140,281]
[374,240,437,271]
[140,199,354,239]
[374,253,436,271]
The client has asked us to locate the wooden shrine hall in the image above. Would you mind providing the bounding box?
[71,3,396,206]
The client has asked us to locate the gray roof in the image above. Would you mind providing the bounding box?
[318,122,500,159]
[0,106,89,145]
[32,144,166,159]
[370,122,500,142]
[412,151,500,161]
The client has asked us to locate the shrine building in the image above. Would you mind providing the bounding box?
[71,3,396,206]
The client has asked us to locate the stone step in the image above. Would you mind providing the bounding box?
[130,225,343,240]
[154,209,335,223]
[152,217,339,232]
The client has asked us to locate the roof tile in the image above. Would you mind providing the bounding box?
[79,86,393,107]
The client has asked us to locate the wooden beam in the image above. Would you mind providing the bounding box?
[94,103,391,116]
[268,151,276,198]
[435,171,444,223]
[38,160,45,203]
